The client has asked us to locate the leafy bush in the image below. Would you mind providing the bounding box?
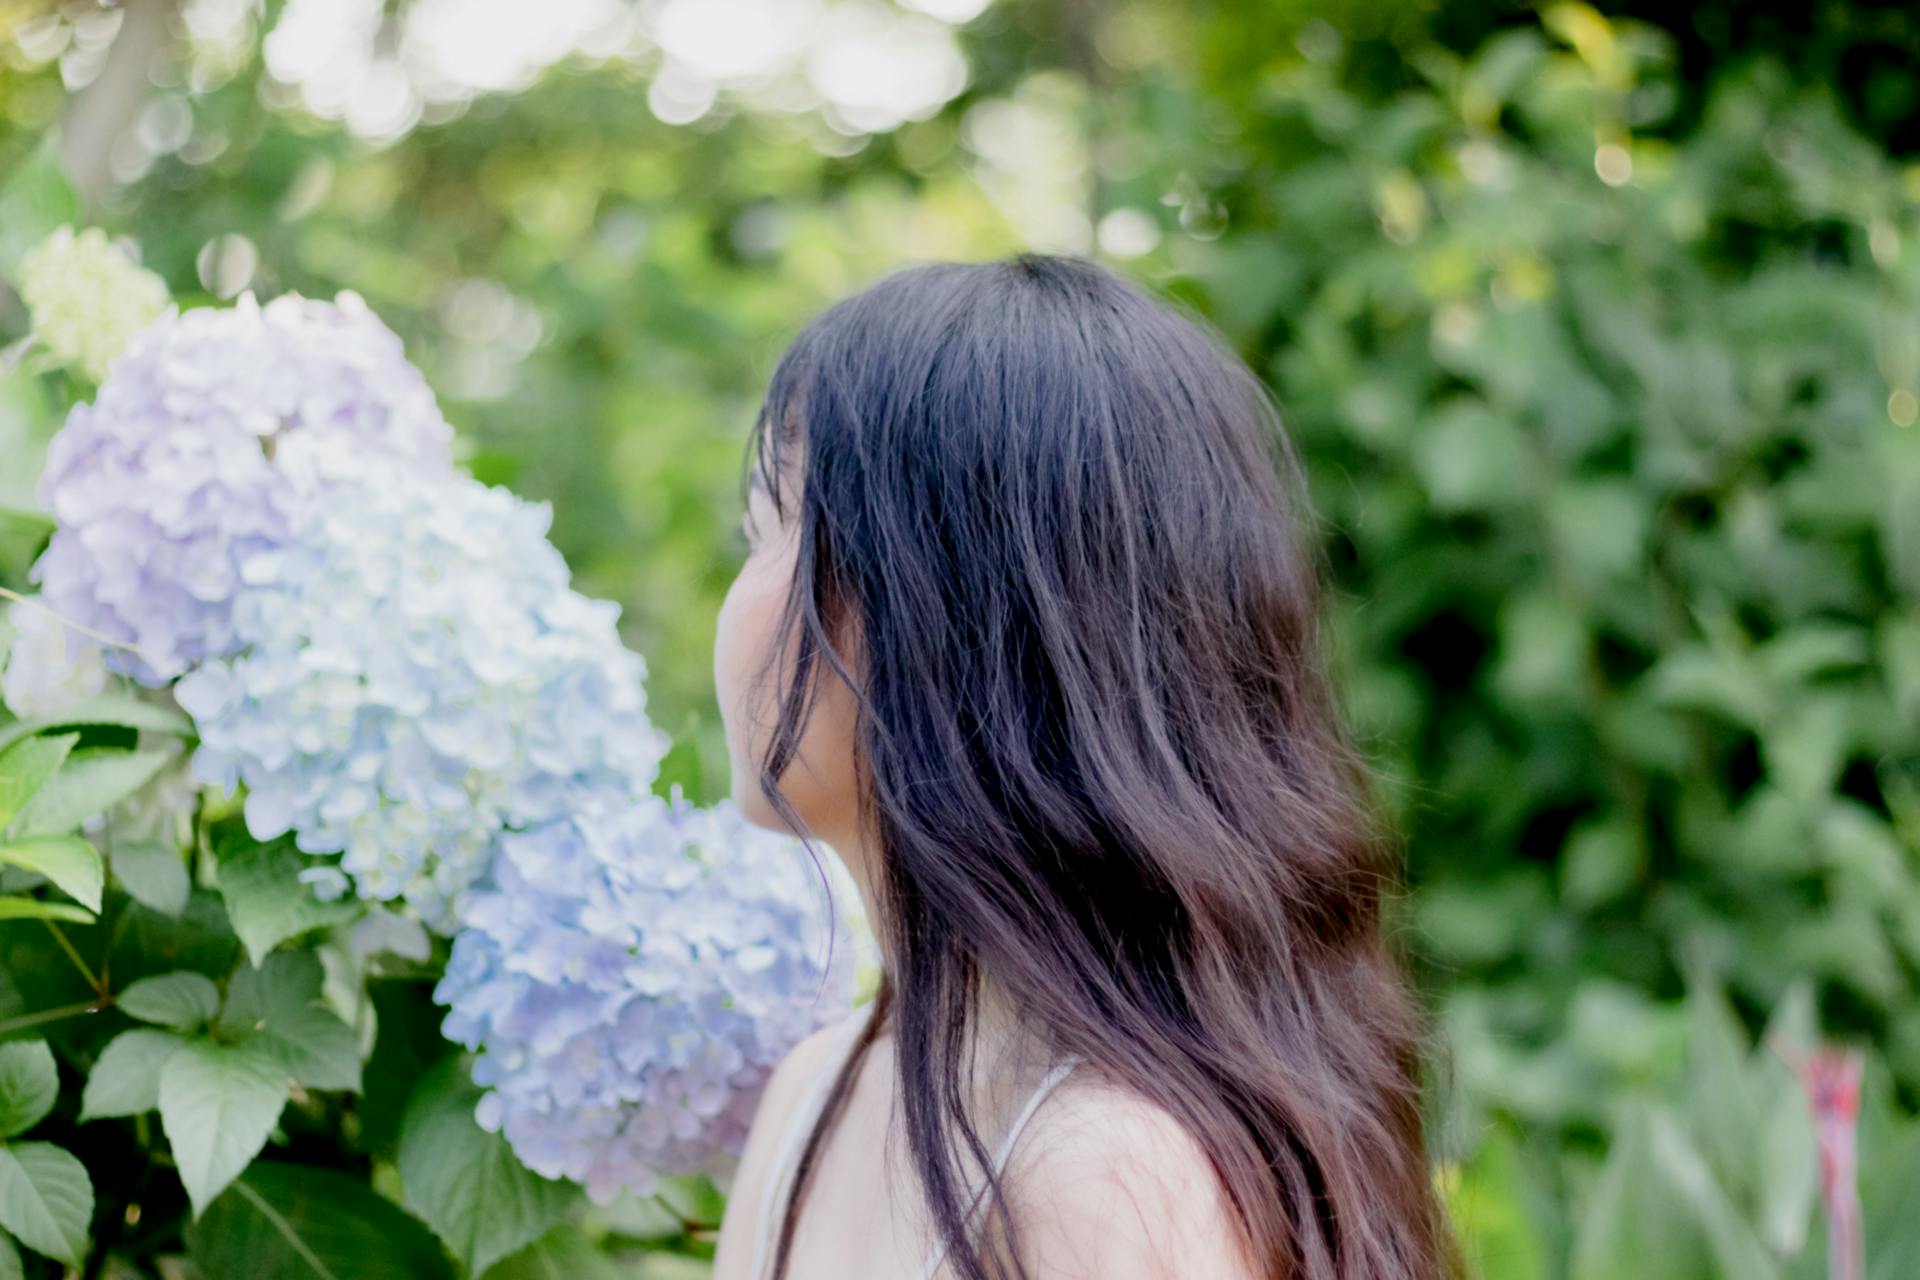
[1164,5,1920,1271]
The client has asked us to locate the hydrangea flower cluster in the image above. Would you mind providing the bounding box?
[435,796,859,1200]
[18,225,170,383]
[175,452,668,927]
[14,267,863,1200]
[32,291,454,683]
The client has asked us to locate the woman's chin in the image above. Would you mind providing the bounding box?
[729,774,787,834]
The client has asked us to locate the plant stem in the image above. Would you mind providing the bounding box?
[0,999,100,1036]
[44,919,102,992]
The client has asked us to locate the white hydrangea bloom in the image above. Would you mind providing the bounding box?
[18,225,172,383]
[1,596,110,717]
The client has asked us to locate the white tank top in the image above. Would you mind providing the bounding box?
[745,1002,1083,1280]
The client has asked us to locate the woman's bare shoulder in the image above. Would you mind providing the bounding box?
[995,1072,1261,1280]
[709,1009,870,1280]
[761,1007,870,1125]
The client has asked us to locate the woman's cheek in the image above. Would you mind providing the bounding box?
[714,563,772,825]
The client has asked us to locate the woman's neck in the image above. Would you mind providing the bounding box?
[834,827,1062,1139]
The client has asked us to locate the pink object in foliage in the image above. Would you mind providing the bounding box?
[1787,1048,1865,1280]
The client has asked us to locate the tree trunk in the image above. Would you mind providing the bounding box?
[61,0,179,209]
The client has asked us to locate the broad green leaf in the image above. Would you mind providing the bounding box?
[0,896,93,923]
[0,836,102,912]
[110,840,191,915]
[0,1228,19,1280]
[0,507,53,595]
[1750,1055,1815,1259]
[1761,694,1850,805]
[1882,612,1920,722]
[219,950,327,1031]
[1758,623,1868,685]
[107,892,241,992]
[1569,1104,1711,1280]
[79,1028,184,1120]
[1545,479,1647,583]
[1559,819,1641,910]
[484,1225,624,1280]
[1646,648,1771,728]
[1749,983,1819,1258]
[1410,400,1529,513]
[398,1057,576,1277]
[1685,976,1761,1206]
[213,833,359,967]
[1863,1120,1920,1280]
[158,1037,291,1217]
[1491,589,1587,709]
[653,1176,725,1230]
[222,953,361,1093]
[0,1041,56,1138]
[117,971,220,1030]
[1439,1126,1548,1280]
[0,733,76,831]
[0,1142,92,1266]
[1760,982,1819,1056]
[0,697,193,753]
[185,1162,453,1280]
[253,996,360,1092]
[0,135,78,278]
[1646,1110,1780,1280]
[16,748,171,838]
[355,980,451,1159]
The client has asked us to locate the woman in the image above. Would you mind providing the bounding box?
[708,254,1457,1280]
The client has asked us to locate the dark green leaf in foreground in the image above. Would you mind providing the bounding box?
[0,733,75,832]
[398,1057,576,1277]
[221,952,362,1093]
[158,1036,290,1217]
[0,697,193,753]
[0,1042,56,1139]
[483,1225,624,1280]
[0,895,93,923]
[110,839,191,915]
[80,1028,185,1121]
[0,836,102,912]
[0,1142,92,1266]
[214,832,360,967]
[116,971,220,1030]
[187,1162,454,1280]
[15,747,170,838]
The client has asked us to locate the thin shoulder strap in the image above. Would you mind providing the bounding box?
[916,1055,1084,1280]
[745,1002,877,1280]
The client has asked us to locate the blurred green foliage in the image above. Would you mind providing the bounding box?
[1,0,1917,1275]
[1194,0,1920,1115]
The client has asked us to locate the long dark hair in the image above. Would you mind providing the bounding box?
[747,253,1456,1280]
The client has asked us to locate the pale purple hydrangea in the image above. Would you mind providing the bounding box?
[174,456,667,927]
[32,291,454,683]
[434,796,860,1201]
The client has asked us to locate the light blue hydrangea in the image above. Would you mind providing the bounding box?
[32,291,454,683]
[434,796,861,1201]
[174,457,667,927]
